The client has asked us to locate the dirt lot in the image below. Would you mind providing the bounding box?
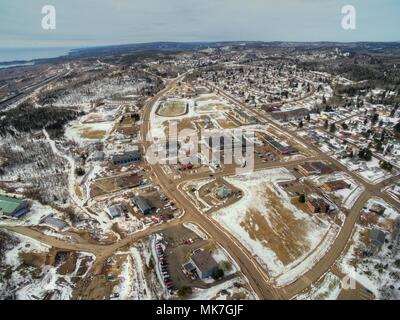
[163,115,212,136]
[157,100,187,117]
[80,128,106,140]
[195,95,219,102]
[73,255,122,300]
[90,172,142,197]
[84,113,113,123]
[278,180,314,198]
[116,116,139,136]
[216,118,240,129]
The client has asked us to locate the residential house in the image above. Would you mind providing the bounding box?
[369,228,386,254]
[306,198,330,214]
[369,203,386,216]
[322,180,351,192]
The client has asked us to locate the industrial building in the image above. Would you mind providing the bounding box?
[0,195,30,218]
[112,150,141,166]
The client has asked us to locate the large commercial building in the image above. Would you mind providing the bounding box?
[112,150,141,166]
[0,195,30,218]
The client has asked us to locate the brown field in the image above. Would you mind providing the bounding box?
[158,100,187,117]
[217,119,239,129]
[90,173,141,197]
[240,187,310,265]
[163,115,211,136]
[80,128,106,140]
[75,185,83,198]
[116,117,139,136]
[73,252,128,300]
[291,197,313,215]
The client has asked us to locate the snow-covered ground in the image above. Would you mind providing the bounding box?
[0,230,95,300]
[294,272,341,300]
[111,241,162,300]
[338,222,400,299]
[338,156,394,184]
[54,77,149,106]
[190,277,256,300]
[65,121,115,145]
[149,94,233,141]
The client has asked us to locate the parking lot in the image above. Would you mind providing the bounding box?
[159,225,211,290]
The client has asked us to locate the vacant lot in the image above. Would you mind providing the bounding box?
[157,100,187,117]
[90,173,142,197]
[195,103,230,113]
[213,168,333,279]
[80,128,106,139]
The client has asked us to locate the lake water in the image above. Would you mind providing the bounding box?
[0,47,74,67]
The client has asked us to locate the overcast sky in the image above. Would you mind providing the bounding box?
[0,0,399,49]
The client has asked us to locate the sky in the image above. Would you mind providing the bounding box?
[0,0,399,49]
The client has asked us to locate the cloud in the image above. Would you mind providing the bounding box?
[0,0,399,48]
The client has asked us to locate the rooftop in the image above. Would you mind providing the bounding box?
[0,195,25,215]
[191,250,218,273]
